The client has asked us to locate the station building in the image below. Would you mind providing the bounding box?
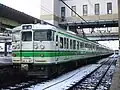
[40,0,118,25]
[40,0,118,36]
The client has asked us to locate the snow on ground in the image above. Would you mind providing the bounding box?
[27,64,100,90]
[97,54,118,64]
[97,57,108,64]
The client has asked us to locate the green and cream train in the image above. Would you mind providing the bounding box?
[12,23,113,78]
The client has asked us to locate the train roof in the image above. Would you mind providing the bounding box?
[12,23,113,50]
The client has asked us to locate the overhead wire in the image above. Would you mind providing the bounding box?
[40,5,53,14]
[60,0,88,38]
[60,0,89,24]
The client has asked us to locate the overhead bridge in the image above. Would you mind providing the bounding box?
[59,19,118,41]
[86,33,118,41]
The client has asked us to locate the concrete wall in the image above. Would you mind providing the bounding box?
[60,0,118,16]
[40,0,118,25]
[40,0,60,26]
[60,0,118,22]
[0,17,19,27]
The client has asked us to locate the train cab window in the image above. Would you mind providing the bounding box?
[60,37,63,48]
[22,31,32,41]
[70,39,73,49]
[34,30,54,41]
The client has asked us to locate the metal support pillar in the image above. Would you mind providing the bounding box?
[67,25,69,31]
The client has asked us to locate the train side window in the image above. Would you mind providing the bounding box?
[77,41,79,49]
[73,40,76,49]
[80,42,82,48]
[70,39,73,49]
[88,44,90,49]
[90,44,92,50]
[85,43,87,48]
[64,38,67,49]
[80,42,83,48]
[60,37,63,48]
[82,42,84,48]
[93,45,95,50]
[56,35,58,46]
[56,35,58,41]
[67,38,69,49]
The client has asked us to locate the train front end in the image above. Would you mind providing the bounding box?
[12,24,56,77]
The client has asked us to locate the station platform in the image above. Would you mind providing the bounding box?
[0,56,12,66]
[110,56,120,90]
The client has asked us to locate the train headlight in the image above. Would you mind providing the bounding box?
[16,44,20,49]
[40,45,45,49]
[12,45,16,49]
[34,44,38,49]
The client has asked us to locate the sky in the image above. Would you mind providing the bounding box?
[0,0,119,50]
[0,0,41,18]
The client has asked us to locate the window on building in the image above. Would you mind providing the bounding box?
[61,7,65,18]
[71,6,76,16]
[107,2,112,14]
[95,4,99,15]
[83,5,87,16]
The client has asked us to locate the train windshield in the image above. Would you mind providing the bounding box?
[12,31,20,42]
[22,31,32,41]
[34,30,54,41]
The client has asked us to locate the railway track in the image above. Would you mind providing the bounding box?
[0,56,117,90]
[68,57,117,90]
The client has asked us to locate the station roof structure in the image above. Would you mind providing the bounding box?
[0,3,42,24]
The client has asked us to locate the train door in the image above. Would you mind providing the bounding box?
[21,31,34,66]
[55,33,59,63]
[12,30,21,64]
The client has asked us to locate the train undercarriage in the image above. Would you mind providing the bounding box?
[13,53,113,78]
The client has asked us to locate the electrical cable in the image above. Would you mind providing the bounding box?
[60,0,89,24]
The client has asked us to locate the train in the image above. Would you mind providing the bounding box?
[12,23,113,78]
